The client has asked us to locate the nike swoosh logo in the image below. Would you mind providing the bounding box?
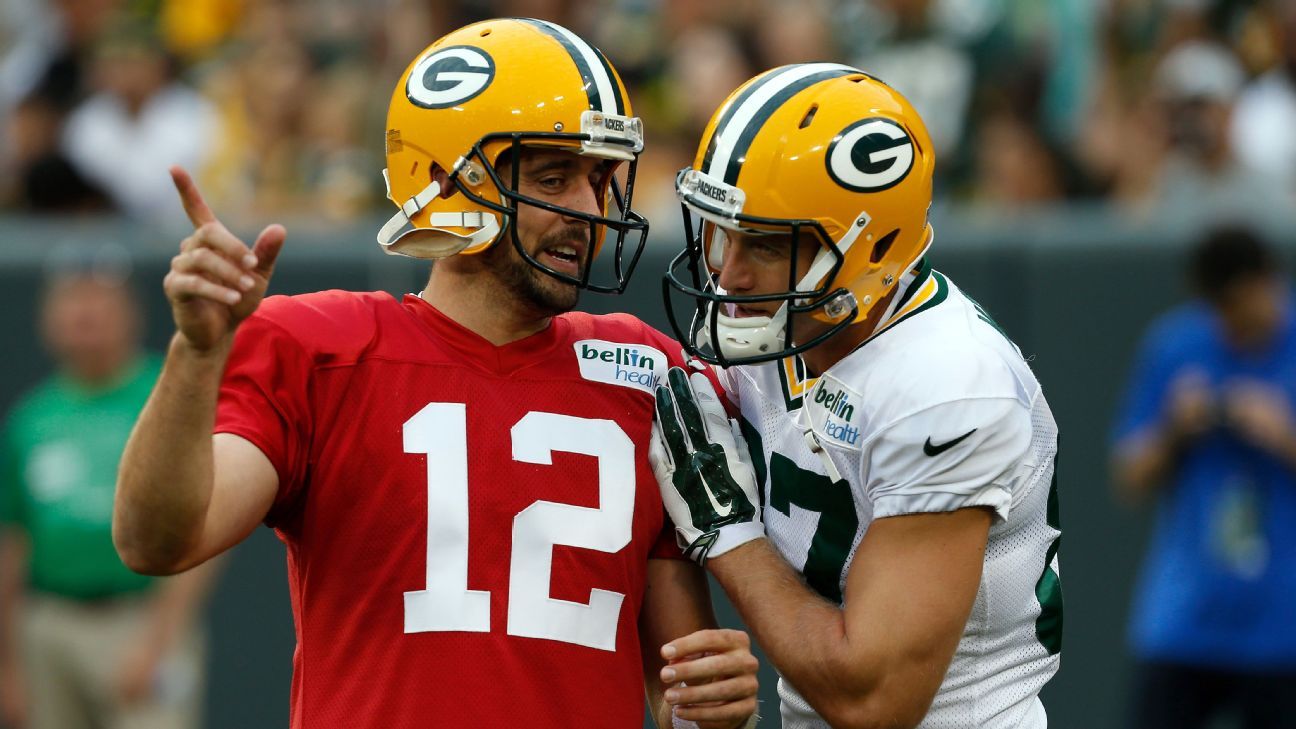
[923,428,978,456]
[698,473,734,518]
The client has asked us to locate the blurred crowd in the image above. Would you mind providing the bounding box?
[1,0,1293,232]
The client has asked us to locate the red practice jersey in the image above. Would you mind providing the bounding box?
[214,290,689,728]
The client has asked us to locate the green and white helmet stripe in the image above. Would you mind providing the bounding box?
[517,18,625,114]
[700,63,858,185]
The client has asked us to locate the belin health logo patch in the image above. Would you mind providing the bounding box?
[808,375,864,449]
[574,340,667,394]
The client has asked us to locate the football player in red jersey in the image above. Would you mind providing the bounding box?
[112,19,758,729]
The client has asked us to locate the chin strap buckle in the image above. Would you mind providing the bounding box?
[377,171,500,254]
[802,428,844,483]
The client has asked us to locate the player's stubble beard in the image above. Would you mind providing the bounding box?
[487,224,584,318]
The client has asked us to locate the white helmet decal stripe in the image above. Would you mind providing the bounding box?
[704,63,858,184]
[524,18,620,114]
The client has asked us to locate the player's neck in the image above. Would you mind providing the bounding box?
[421,269,552,346]
[798,289,896,377]
[799,322,867,377]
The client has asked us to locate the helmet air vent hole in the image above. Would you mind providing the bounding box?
[870,229,900,264]
[480,28,492,37]
[799,104,819,129]
[410,161,419,177]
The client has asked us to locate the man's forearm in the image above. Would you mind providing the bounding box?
[1113,427,1179,506]
[708,540,881,725]
[114,334,231,574]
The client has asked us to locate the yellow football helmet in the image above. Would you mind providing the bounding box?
[664,64,936,364]
[380,18,648,293]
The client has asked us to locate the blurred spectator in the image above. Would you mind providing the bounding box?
[1105,0,1240,60]
[0,0,121,114]
[0,0,1290,224]
[967,105,1066,208]
[1140,40,1286,219]
[1112,225,1296,729]
[2,92,112,212]
[0,0,122,214]
[379,0,458,87]
[962,0,1098,152]
[0,249,217,729]
[753,0,835,68]
[61,21,219,224]
[156,0,246,63]
[850,0,976,160]
[197,32,385,223]
[297,66,382,223]
[660,23,754,145]
[637,23,754,222]
[1074,58,1164,204]
[0,0,62,113]
[1231,0,1296,202]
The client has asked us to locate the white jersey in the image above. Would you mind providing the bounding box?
[721,265,1061,728]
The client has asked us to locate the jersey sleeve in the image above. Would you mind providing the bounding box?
[214,313,315,526]
[865,397,1031,522]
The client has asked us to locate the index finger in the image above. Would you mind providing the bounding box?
[655,385,692,466]
[170,165,217,228]
[667,366,712,450]
[662,628,749,660]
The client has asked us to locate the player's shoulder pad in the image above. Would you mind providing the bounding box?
[559,312,685,396]
[247,290,395,361]
[564,312,689,363]
[848,321,1027,426]
[568,311,674,345]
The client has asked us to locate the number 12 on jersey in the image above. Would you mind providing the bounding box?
[401,402,636,651]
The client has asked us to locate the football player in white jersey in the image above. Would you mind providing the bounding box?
[649,65,1063,728]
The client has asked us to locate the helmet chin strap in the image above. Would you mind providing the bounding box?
[697,296,790,362]
[376,171,502,258]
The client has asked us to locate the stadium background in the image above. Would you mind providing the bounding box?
[3,0,1295,727]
